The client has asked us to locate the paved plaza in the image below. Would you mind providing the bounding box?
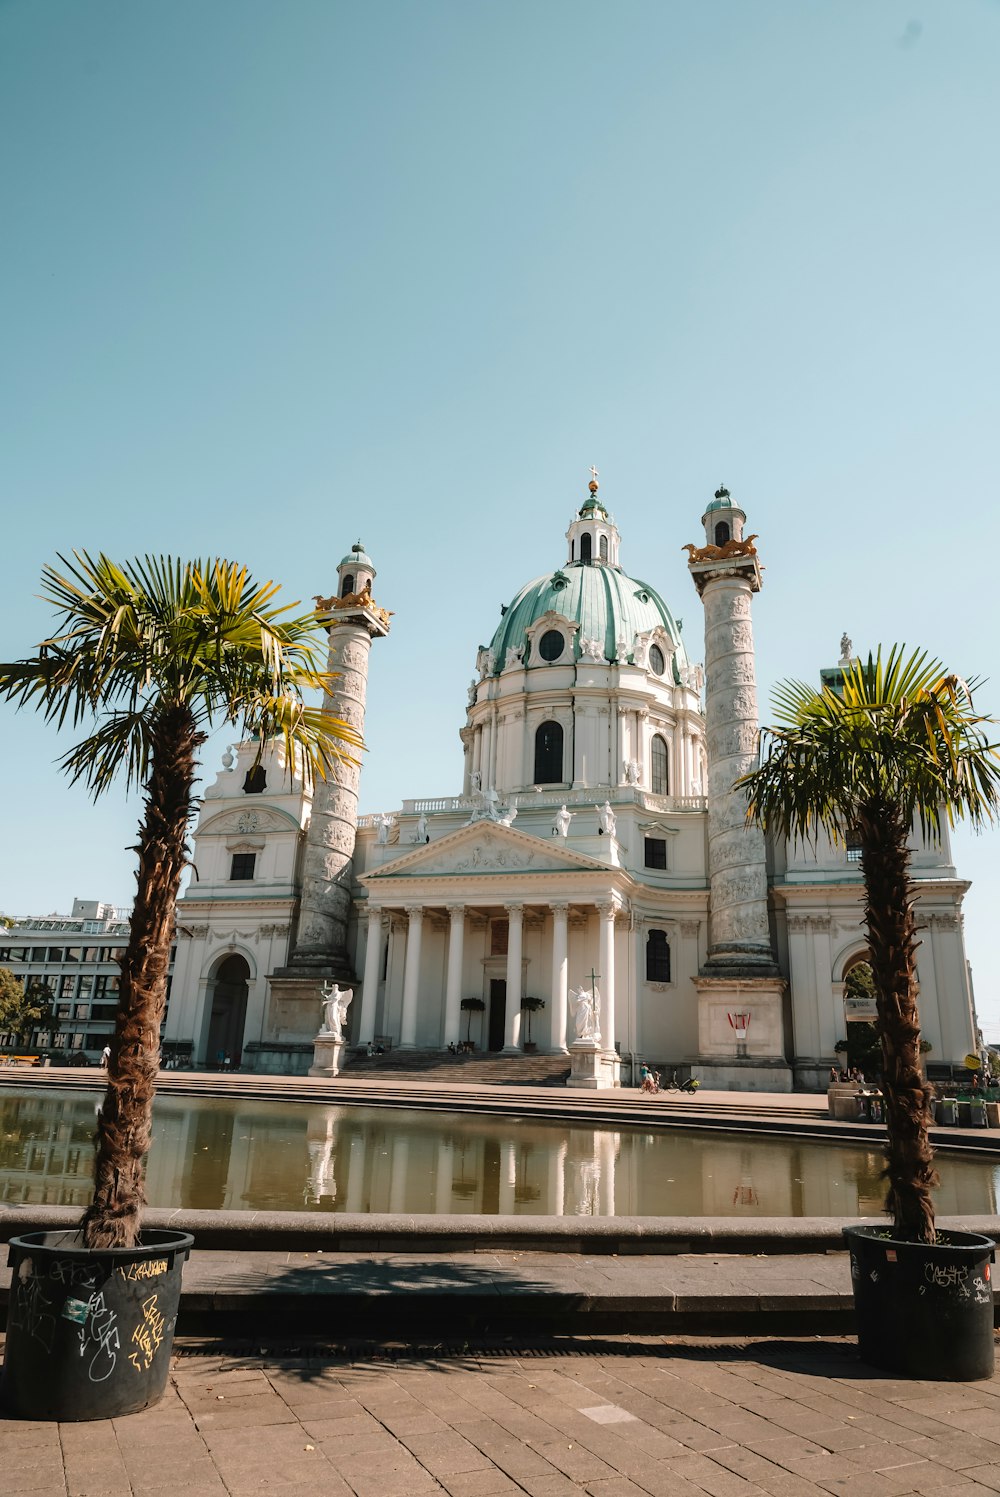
[2,1335,1000,1497]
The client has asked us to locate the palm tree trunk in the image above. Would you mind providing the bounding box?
[858,797,938,1242]
[82,705,204,1250]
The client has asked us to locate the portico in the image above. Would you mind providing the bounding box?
[355,821,632,1064]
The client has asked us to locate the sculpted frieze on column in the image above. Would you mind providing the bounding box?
[704,588,751,627]
[711,654,758,689]
[711,867,768,909]
[707,620,754,656]
[715,904,770,944]
[705,832,757,869]
[706,790,754,838]
[707,722,760,760]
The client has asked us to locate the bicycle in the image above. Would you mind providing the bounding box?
[663,1071,700,1094]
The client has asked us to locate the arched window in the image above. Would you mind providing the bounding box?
[651,735,669,795]
[714,521,730,547]
[646,930,671,982]
[580,533,592,562]
[243,764,267,794]
[570,540,575,560]
[599,534,608,562]
[341,574,355,598]
[534,720,564,784]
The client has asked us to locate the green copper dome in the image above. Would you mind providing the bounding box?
[486,563,688,678]
[339,540,374,569]
[703,486,744,518]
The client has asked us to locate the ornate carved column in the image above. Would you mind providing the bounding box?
[399,906,423,1048]
[503,903,524,1051]
[288,603,389,974]
[549,902,569,1053]
[356,906,384,1045]
[687,490,790,1090]
[263,565,390,1071]
[444,904,466,1047]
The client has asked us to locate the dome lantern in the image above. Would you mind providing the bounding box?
[565,468,621,568]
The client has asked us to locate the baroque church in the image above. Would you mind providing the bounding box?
[167,480,979,1091]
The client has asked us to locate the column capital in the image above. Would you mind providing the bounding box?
[404,904,424,920]
[504,902,524,917]
[549,900,570,915]
[445,902,466,919]
[364,904,382,924]
[595,898,619,919]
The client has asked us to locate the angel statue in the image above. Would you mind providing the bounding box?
[319,982,353,1041]
[570,984,601,1044]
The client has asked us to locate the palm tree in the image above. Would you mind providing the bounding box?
[0,553,361,1249]
[738,647,1000,1243]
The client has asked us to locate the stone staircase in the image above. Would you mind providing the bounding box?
[341,1049,571,1086]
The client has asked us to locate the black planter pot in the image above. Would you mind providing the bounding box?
[844,1224,995,1381]
[1,1227,194,1421]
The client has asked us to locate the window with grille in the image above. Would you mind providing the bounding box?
[230,853,256,881]
[533,721,564,784]
[646,930,671,982]
[651,735,669,795]
[644,837,667,869]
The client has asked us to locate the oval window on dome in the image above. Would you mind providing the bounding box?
[649,644,666,676]
[538,630,565,662]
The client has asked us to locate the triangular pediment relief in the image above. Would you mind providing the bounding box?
[363,821,612,879]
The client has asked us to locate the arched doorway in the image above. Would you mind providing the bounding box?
[841,958,881,1078]
[207,954,250,1068]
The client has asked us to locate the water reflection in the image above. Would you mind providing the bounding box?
[1,1087,998,1218]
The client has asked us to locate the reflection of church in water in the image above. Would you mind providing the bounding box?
[168,480,979,1090]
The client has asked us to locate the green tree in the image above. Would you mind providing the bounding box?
[739,647,1000,1242]
[0,970,53,1043]
[0,553,361,1248]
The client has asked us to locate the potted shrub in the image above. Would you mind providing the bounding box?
[0,554,357,1419]
[460,996,485,1046]
[741,647,1000,1381]
[520,994,545,1049]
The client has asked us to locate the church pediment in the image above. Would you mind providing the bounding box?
[363,822,611,879]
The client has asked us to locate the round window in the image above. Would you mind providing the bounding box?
[538,630,565,662]
[649,644,666,676]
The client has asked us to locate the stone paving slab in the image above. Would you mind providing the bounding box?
[2,1335,999,1497]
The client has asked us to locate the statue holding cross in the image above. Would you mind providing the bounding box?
[570,969,602,1044]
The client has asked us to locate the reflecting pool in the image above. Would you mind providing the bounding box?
[2,1086,998,1217]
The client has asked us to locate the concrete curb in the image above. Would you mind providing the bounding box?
[3,1205,999,1253]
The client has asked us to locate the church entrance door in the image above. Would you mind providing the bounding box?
[207,954,250,1068]
[488,979,507,1052]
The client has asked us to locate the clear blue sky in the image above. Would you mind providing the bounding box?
[2,2,999,1034]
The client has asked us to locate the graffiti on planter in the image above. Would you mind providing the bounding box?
[9,1260,56,1352]
[128,1293,167,1373]
[119,1257,168,1282]
[78,1290,120,1382]
[924,1261,970,1294]
[49,1257,97,1288]
[972,1275,991,1305]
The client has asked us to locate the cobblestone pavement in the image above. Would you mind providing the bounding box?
[2,1336,1000,1497]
